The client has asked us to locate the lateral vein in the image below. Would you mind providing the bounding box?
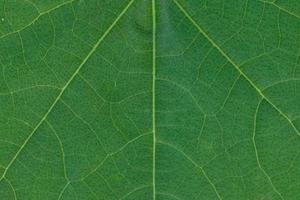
[0,0,135,181]
[173,0,300,137]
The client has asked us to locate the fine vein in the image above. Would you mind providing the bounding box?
[259,0,300,20]
[0,0,75,40]
[252,101,284,199]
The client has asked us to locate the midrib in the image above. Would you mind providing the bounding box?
[152,0,157,199]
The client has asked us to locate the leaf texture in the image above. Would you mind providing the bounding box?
[0,0,300,199]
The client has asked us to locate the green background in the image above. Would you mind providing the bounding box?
[0,0,300,199]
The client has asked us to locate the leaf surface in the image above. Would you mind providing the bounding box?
[0,0,300,199]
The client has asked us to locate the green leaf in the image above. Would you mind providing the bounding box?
[0,0,300,199]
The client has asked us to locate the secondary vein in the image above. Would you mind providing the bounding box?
[0,0,135,181]
[173,0,300,137]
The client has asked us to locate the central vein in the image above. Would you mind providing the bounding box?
[152,0,157,199]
